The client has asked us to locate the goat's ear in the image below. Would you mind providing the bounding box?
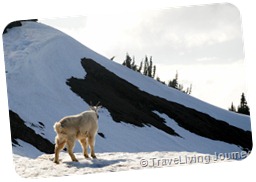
[96,105,102,112]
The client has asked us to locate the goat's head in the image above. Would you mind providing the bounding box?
[89,101,101,113]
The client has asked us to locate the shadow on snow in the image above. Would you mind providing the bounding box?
[63,158,127,169]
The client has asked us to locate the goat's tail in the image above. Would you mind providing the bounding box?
[53,122,62,134]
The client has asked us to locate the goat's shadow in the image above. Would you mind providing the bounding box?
[63,157,127,169]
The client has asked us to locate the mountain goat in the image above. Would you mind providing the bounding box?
[53,104,101,164]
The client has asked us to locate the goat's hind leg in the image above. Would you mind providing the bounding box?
[54,136,66,164]
[88,135,97,159]
[67,137,78,162]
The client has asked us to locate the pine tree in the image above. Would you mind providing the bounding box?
[143,56,148,76]
[152,65,156,78]
[148,57,153,78]
[185,84,192,95]
[237,93,250,115]
[122,53,138,71]
[168,71,192,94]
[122,53,131,68]
[122,54,157,77]
[138,61,142,73]
[140,56,157,78]
[229,102,236,112]
[168,71,178,89]
[131,56,137,71]
[156,76,165,84]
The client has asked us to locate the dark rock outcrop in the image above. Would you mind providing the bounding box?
[9,110,54,154]
[3,19,38,34]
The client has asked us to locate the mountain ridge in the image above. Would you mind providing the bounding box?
[3,21,252,158]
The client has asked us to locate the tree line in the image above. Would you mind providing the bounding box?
[229,93,250,115]
[121,53,192,94]
[117,53,250,114]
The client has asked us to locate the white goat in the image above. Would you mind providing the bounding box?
[53,105,101,164]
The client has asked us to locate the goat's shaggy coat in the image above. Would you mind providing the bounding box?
[53,106,100,164]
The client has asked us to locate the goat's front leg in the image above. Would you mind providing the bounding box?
[67,137,78,162]
[88,135,96,159]
[79,138,89,158]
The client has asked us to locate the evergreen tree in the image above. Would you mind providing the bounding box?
[153,65,156,78]
[143,56,149,76]
[121,53,192,94]
[148,57,153,78]
[156,76,165,84]
[138,61,143,73]
[122,53,138,71]
[122,54,157,77]
[229,102,236,112]
[168,71,192,94]
[237,93,250,115]
[131,56,136,70]
[168,71,178,89]
[122,53,131,68]
[185,84,192,95]
[140,56,156,78]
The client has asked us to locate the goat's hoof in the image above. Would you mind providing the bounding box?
[72,158,79,162]
[84,154,89,158]
[53,160,59,164]
[91,155,97,159]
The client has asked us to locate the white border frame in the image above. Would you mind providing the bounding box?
[0,1,255,182]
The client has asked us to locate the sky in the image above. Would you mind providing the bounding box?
[40,3,248,110]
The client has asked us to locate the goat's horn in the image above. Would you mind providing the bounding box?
[96,101,100,106]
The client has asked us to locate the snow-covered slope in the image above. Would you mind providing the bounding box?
[14,151,235,178]
[3,21,251,160]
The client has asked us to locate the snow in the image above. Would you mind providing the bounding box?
[153,111,243,153]
[13,151,236,178]
[3,21,251,173]
[94,108,242,155]
[12,139,44,159]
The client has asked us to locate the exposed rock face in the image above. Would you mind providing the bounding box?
[3,19,38,34]
[9,110,54,154]
[67,58,252,151]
